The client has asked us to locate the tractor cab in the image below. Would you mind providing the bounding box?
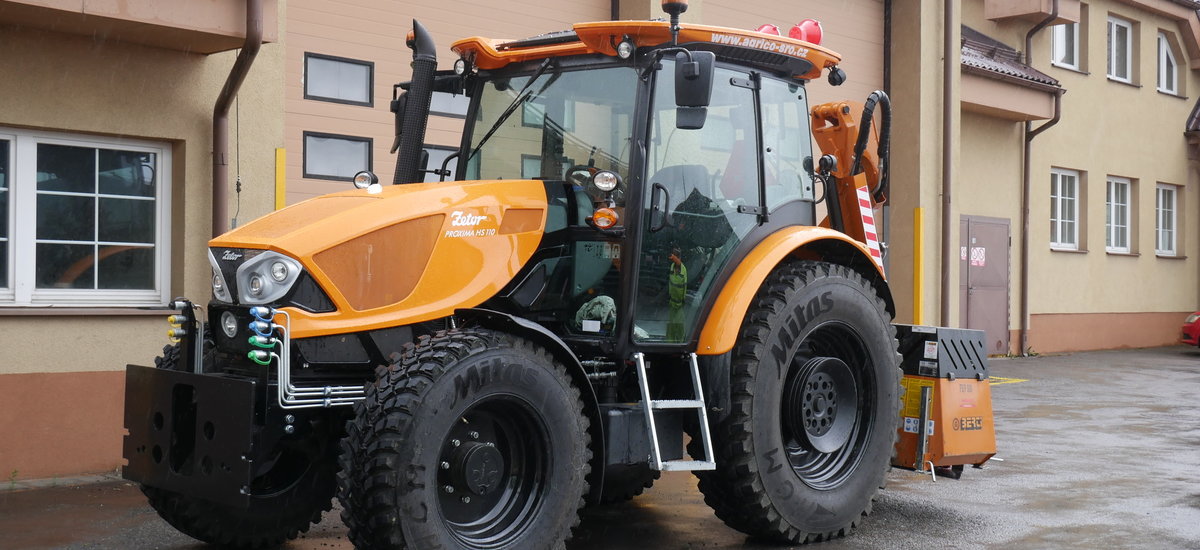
[407,18,841,359]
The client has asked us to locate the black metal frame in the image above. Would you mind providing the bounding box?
[302,131,373,182]
[302,52,375,107]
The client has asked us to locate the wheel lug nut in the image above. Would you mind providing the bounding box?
[461,496,471,504]
[452,439,461,447]
[441,461,451,470]
[443,485,455,494]
[469,431,480,439]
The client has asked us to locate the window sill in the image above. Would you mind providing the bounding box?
[1157,89,1187,100]
[1156,253,1187,260]
[1051,63,1088,75]
[1107,77,1140,88]
[0,306,172,317]
[1105,250,1139,257]
[1050,247,1087,254]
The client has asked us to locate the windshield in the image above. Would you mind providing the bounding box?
[465,65,638,184]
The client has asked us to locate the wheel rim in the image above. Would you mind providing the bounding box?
[437,396,550,549]
[780,321,877,490]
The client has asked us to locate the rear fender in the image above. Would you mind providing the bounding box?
[696,226,893,356]
[454,308,607,505]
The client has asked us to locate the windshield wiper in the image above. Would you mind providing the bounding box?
[466,58,559,164]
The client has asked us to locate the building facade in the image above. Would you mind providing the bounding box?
[1,0,1196,480]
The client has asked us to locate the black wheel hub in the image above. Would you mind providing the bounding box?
[785,357,858,454]
[452,442,505,496]
[436,398,549,549]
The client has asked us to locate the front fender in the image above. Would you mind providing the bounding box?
[696,226,893,356]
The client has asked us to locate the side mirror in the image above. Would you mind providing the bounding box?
[675,50,715,130]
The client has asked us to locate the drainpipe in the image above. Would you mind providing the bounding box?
[212,0,264,237]
[1019,0,1063,355]
[939,0,954,326]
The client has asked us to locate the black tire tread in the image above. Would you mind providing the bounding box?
[337,328,592,550]
[695,260,901,544]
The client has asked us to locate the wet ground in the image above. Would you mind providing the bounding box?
[2,346,1199,549]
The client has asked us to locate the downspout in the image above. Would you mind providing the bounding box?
[213,0,264,237]
[939,0,954,326]
[1019,0,1063,355]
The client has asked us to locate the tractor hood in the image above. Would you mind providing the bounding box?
[210,179,548,338]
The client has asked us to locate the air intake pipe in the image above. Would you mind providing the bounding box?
[393,20,437,185]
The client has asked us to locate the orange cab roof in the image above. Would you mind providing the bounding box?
[451,20,841,81]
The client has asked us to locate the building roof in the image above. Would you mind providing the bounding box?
[961,25,1060,91]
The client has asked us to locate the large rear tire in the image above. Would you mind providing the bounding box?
[141,341,339,549]
[695,260,900,543]
[337,328,591,550]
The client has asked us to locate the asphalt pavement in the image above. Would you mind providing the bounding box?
[2,346,1199,549]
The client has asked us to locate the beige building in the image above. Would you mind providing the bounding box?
[0,0,283,479]
[0,0,1195,480]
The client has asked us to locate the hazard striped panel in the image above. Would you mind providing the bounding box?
[856,185,884,273]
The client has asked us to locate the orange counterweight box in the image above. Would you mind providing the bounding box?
[892,325,996,474]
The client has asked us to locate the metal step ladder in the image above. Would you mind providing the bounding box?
[633,352,716,471]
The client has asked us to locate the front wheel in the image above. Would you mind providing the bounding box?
[337,328,591,550]
[696,260,900,543]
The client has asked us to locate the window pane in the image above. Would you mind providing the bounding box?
[1065,25,1076,65]
[37,144,94,193]
[0,241,6,288]
[36,243,94,289]
[99,197,155,243]
[0,139,8,240]
[98,245,154,289]
[98,149,156,197]
[422,147,458,183]
[1115,24,1129,78]
[37,194,94,241]
[761,77,815,207]
[306,56,371,104]
[304,134,370,180]
[430,92,469,117]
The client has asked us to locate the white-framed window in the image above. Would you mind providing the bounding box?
[303,132,372,181]
[0,127,171,307]
[1158,32,1179,94]
[1156,184,1178,256]
[1051,168,1080,250]
[304,53,373,107]
[1106,176,1132,253]
[1052,22,1080,70]
[1108,16,1134,83]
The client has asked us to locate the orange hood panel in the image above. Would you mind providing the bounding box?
[211,180,548,338]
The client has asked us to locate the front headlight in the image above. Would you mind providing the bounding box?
[1186,313,1200,324]
[236,251,303,304]
[208,250,233,302]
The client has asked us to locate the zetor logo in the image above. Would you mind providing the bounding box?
[953,416,984,431]
[450,211,488,227]
[221,250,243,261]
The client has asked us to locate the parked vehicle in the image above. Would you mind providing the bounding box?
[1181,312,1200,346]
[121,3,994,548]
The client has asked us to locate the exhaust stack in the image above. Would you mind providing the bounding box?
[393,20,437,185]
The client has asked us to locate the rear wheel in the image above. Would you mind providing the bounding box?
[337,328,591,550]
[141,341,339,549]
[695,260,900,543]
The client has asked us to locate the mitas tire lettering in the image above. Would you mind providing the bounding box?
[692,260,901,544]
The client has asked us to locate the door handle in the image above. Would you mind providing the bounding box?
[650,182,670,232]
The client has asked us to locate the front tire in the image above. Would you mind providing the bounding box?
[696,260,900,543]
[337,328,591,550]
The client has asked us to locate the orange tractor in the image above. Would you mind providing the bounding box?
[123,2,994,548]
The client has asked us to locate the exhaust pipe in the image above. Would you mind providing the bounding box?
[392,20,437,185]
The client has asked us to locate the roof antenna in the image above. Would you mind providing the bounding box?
[662,0,688,45]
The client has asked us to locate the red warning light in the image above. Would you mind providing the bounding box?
[788,19,823,45]
[755,24,780,36]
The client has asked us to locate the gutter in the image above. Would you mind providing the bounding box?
[1018,0,1063,355]
[212,0,264,237]
[940,0,954,326]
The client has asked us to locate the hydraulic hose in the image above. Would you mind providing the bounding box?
[849,90,892,204]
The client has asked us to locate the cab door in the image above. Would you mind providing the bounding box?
[632,63,762,344]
